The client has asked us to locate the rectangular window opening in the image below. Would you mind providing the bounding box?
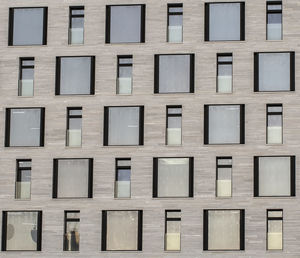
[167,4,183,43]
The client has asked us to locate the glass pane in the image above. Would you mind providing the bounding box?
[116,169,131,198]
[117,159,131,167]
[169,7,183,13]
[65,221,79,251]
[69,109,82,116]
[69,118,82,130]
[168,116,181,129]
[18,161,31,168]
[268,220,282,250]
[268,211,282,218]
[71,9,84,15]
[71,17,84,28]
[119,58,132,64]
[166,211,181,218]
[268,106,282,112]
[168,108,182,114]
[166,220,181,251]
[267,4,282,11]
[22,69,34,80]
[66,212,80,219]
[169,15,182,26]
[217,158,232,166]
[218,56,232,62]
[268,13,282,24]
[119,66,132,78]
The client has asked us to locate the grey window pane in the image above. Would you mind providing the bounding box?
[110,6,142,43]
[218,64,232,76]
[60,57,92,95]
[268,115,282,127]
[108,107,140,145]
[22,69,34,80]
[10,108,41,147]
[268,13,282,24]
[71,17,84,29]
[69,118,82,130]
[268,106,282,112]
[169,15,182,26]
[13,8,45,45]
[159,55,191,93]
[209,3,241,41]
[119,66,132,78]
[258,53,290,91]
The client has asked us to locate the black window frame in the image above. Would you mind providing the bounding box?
[5,107,45,147]
[165,209,181,251]
[153,157,194,198]
[166,105,182,145]
[154,53,195,94]
[204,104,245,145]
[117,55,133,94]
[254,51,295,92]
[105,4,146,44]
[115,158,131,198]
[2,210,43,251]
[64,210,80,251]
[19,57,35,96]
[253,156,296,197]
[66,107,82,146]
[8,7,48,46]
[266,209,283,250]
[204,2,245,42]
[266,1,282,40]
[15,159,32,199]
[52,158,93,199]
[203,209,245,251]
[103,106,144,146]
[55,56,96,95]
[216,156,232,197]
[216,53,233,92]
[101,210,143,251]
[167,3,183,42]
[266,103,283,144]
[69,6,84,45]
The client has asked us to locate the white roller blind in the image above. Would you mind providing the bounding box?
[157,158,190,197]
[259,157,291,196]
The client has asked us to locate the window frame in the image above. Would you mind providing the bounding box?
[69,6,84,45]
[105,4,146,44]
[64,210,80,251]
[5,107,45,147]
[1,210,43,251]
[266,1,282,40]
[52,158,93,199]
[153,157,194,198]
[254,51,295,92]
[216,156,232,197]
[167,3,183,42]
[115,158,131,198]
[15,159,32,200]
[165,209,181,251]
[253,156,296,197]
[117,55,133,94]
[101,210,143,251]
[216,53,233,93]
[8,7,48,46]
[166,105,182,145]
[19,57,34,96]
[266,209,283,250]
[266,104,283,144]
[154,53,195,94]
[204,2,245,42]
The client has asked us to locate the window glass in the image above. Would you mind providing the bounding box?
[267,210,283,250]
[117,56,133,94]
[216,157,232,197]
[64,211,80,251]
[167,4,183,43]
[166,106,182,145]
[267,104,282,144]
[165,210,181,251]
[115,158,131,198]
[15,160,31,199]
[19,58,34,96]
[69,7,84,44]
[67,107,82,147]
[217,54,232,93]
[267,2,282,40]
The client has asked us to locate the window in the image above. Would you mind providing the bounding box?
[216,157,232,197]
[254,52,295,92]
[5,108,45,147]
[56,56,95,95]
[106,5,145,43]
[153,157,193,198]
[165,210,181,251]
[254,156,295,197]
[66,107,82,147]
[166,106,182,145]
[69,7,84,45]
[103,106,144,146]
[19,58,34,97]
[267,1,282,40]
[2,211,42,251]
[9,7,47,46]
[102,210,143,251]
[267,104,282,144]
[267,209,283,250]
[203,209,245,251]
[115,158,131,198]
[154,54,194,93]
[167,4,183,43]
[53,158,93,198]
[205,2,245,41]
[117,56,133,94]
[64,211,80,251]
[204,104,245,145]
[15,160,31,200]
[217,53,232,93]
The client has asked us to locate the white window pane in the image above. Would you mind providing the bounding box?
[208,210,240,250]
[106,211,138,250]
[209,3,241,41]
[157,158,190,197]
[268,220,282,250]
[166,220,181,251]
[57,159,90,198]
[259,157,291,196]
[258,53,290,91]
[208,105,240,144]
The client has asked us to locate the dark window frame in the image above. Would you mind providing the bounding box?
[2,210,42,251]
[66,107,82,146]
[15,159,32,199]
[153,157,194,198]
[69,6,84,45]
[216,156,232,197]
[8,7,48,46]
[101,210,143,251]
[165,209,181,251]
[55,56,95,95]
[5,107,45,147]
[105,4,146,44]
[266,103,283,144]
[52,158,93,199]
[117,55,133,94]
[19,57,35,96]
[253,156,296,197]
[64,210,80,251]
[266,1,282,40]
[216,53,233,92]
[266,209,283,250]
[204,2,245,42]
[115,158,131,198]
[167,3,183,42]
[154,53,195,94]
[166,105,182,145]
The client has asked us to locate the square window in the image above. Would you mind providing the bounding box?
[106,5,145,43]
[153,157,193,198]
[2,211,42,251]
[204,105,245,144]
[205,2,245,41]
[254,156,295,197]
[5,108,45,147]
[104,106,144,146]
[9,7,47,46]
[154,54,194,93]
[56,56,95,95]
[15,160,31,199]
[203,209,245,251]
[254,52,295,92]
[101,210,143,251]
[53,158,93,198]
